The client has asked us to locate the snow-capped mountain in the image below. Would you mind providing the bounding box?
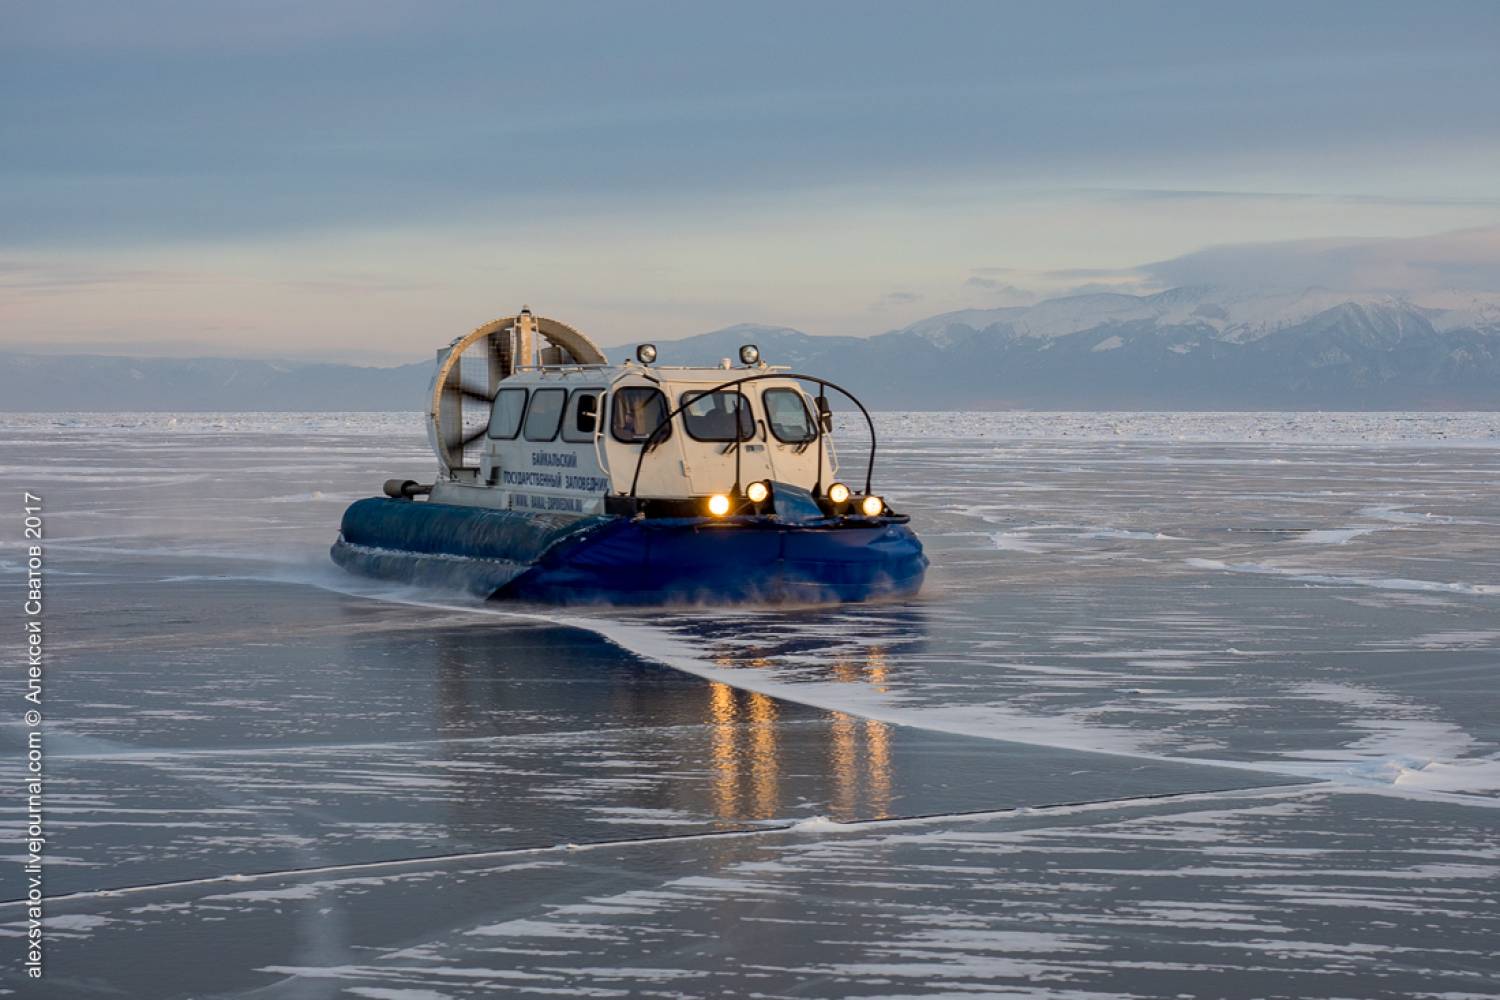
[2,288,1496,410]
[657,289,1500,409]
[901,286,1500,345]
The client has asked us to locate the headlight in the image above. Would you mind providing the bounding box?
[707,494,731,517]
[636,343,658,364]
[746,480,770,504]
[739,344,760,365]
[827,482,850,504]
[859,495,884,517]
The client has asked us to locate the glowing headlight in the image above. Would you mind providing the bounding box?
[739,343,760,365]
[707,494,731,517]
[746,480,770,504]
[860,495,885,517]
[636,343,658,364]
[827,482,851,504]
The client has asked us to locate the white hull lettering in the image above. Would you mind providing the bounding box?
[531,452,579,468]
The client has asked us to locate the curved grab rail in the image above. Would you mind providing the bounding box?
[624,373,878,500]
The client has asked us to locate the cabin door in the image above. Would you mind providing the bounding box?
[733,436,777,493]
[759,387,824,493]
[680,389,775,496]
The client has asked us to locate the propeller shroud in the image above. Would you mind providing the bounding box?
[427,311,607,478]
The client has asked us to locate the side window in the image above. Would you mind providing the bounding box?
[681,390,754,442]
[487,388,527,440]
[763,388,817,444]
[611,387,670,444]
[562,389,603,443]
[522,388,567,442]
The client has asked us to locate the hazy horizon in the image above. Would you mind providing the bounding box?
[6,226,1500,365]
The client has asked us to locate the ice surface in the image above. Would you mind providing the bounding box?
[2,410,1498,998]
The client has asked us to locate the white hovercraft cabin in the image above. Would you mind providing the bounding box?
[415,308,875,520]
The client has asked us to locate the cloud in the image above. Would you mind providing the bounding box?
[874,291,923,308]
[962,276,1038,304]
[955,226,1500,312]
[7,2,430,53]
[1039,266,1140,281]
[1062,282,1146,297]
[1141,225,1500,295]
[964,265,1149,303]
[0,259,205,294]
[7,4,1499,250]
[277,272,439,294]
[1086,187,1500,209]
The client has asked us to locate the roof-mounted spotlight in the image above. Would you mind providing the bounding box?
[636,344,658,364]
[739,344,760,366]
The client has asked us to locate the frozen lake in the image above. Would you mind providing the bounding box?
[3,411,1499,999]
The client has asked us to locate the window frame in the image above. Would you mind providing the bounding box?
[610,386,672,445]
[762,387,818,445]
[679,389,756,443]
[522,387,568,442]
[561,387,606,443]
[486,387,529,440]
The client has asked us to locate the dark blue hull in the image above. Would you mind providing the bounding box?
[330,497,927,605]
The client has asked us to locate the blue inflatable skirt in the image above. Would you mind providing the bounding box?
[330,497,927,605]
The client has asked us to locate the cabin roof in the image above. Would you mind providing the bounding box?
[504,363,796,387]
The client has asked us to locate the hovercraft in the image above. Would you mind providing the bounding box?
[331,309,927,604]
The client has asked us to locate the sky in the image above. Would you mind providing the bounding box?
[3,1,1499,362]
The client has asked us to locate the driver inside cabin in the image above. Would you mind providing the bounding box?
[688,393,741,440]
[611,388,668,442]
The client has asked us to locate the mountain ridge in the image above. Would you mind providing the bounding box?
[3,288,1496,410]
